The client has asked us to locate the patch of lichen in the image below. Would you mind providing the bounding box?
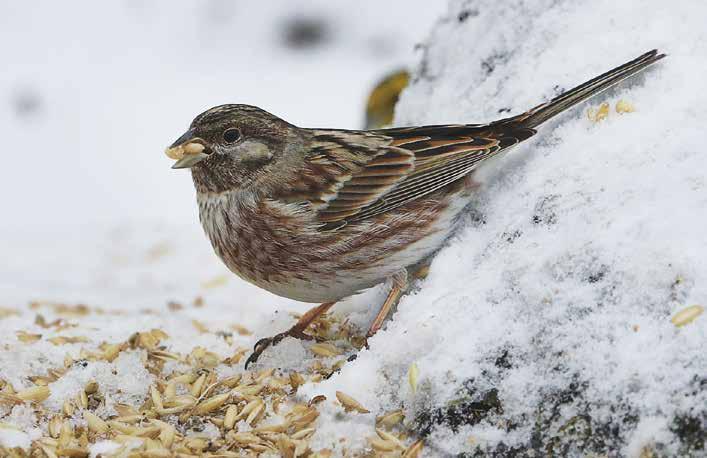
[410,360,705,457]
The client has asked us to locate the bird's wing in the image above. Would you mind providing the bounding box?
[298,123,536,229]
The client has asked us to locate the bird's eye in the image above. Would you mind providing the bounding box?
[222,128,242,144]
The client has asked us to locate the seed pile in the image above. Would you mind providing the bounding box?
[0,302,423,457]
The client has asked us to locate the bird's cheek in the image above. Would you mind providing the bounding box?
[238,142,274,164]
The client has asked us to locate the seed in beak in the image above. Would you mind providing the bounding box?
[165,142,206,160]
[183,142,205,155]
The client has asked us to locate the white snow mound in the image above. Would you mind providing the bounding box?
[305,0,706,455]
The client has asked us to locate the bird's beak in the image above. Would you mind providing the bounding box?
[165,130,210,169]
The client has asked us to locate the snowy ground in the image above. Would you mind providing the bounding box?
[1,0,706,457]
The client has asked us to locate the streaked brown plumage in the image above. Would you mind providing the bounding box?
[165,50,665,367]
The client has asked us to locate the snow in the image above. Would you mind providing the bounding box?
[0,405,42,450]
[1,0,705,456]
[45,351,153,413]
[0,428,32,450]
[300,0,706,455]
[89,440,122,458]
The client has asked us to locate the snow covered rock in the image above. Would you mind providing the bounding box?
[306,0,706,456]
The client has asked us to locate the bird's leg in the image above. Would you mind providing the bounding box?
[245,301,336,369]
[330,264,432,374]
[366,261,432,340]
[366,270,409,339]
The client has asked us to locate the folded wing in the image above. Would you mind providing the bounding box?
[301,123,535,229]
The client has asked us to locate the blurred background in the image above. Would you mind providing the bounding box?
[0,1,444,310]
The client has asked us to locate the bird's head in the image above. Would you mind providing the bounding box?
[166,104,305,193]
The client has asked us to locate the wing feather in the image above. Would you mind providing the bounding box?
[299,123,535,229]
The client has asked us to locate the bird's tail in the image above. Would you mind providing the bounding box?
[516,49,665,129]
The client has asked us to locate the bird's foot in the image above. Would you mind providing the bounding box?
[245,328,315,369]
[244,302,337,369]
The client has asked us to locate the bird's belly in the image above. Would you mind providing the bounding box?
[197,187,468,303]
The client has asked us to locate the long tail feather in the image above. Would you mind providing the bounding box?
[517,49,665,129]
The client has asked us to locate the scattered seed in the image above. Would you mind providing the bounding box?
[201,275,229,289]
[1,303,394,456]
[142,448,172,458]
[224,405,238,430]
[163,381,176,400]
[17,385,50,403]
[231,324,252,335]
[616,99,636,114]
[62,399,75,416]
[150,385,164,411]
[191,373,207,397]
[156,421,176,448]
[671,305,704,327]
[235,383,264,396]
[408,362,419,394]
[376,409,404,429]
[336,391,370,414]
[83,411,108,434]
[588,102,610,123]
[113,403,138,417]
[107,421,137,435]
[40,445,59,458]
[192,319,210,333]
[376,428,405,449]
[56,447,89,458]
[58,421,73,448]
[246,402,265,425]
[402,439,424,458]
[291,427,316,440]
[370,437,398,452]
[77,390,88,409]
[310,342,342,357]
[255,367,276,382]
[221,374,243,389]
[48,416,63,438]
[15,330,42,343]
[169,373,198,385]
[48,336,89,345]
[309,395,326,406]
[150,349,181,362]
[194,392,230,415]
[84,381,99,395]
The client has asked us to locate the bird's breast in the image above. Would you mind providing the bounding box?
[195,186,466,302]
[196,190,351,301]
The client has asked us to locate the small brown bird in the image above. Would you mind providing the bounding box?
[166,50,664,367]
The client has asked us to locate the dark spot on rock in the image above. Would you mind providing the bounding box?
[421,367,702,456]
[532,194,560,226]
[481,60,495,75]
[504,229,522,243]
[414,385,502,438]
[11,87,43,119]
[457,9,478,22]
[586,265,608,283]
[462,207,486,227]
[497,107,512,114]
[671,414,706,452]
[281,16,331,50]
[494,349,512,370]
[481,52,509,76]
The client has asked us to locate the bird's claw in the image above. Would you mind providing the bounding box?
[244,329,314,369]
